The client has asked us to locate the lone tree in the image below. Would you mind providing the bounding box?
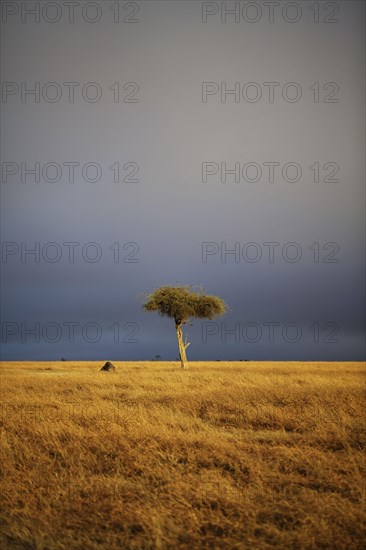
[142,285,227,369]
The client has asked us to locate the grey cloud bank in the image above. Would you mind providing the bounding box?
[1,1,365,360]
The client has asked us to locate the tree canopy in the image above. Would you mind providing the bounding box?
[143,285,227,325]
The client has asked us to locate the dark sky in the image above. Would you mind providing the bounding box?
[1,0,365,361]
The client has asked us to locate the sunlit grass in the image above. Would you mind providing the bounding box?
[1,361,365,549]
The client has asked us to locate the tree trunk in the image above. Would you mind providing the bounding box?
[175,322,190,369]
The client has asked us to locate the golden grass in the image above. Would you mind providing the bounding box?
[0,361,365,549]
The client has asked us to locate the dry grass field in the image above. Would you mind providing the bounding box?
[0,361,365,549]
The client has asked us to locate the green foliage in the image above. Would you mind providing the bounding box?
[143,285,227,325]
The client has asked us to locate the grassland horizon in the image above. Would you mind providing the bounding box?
[1,360,365,549]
